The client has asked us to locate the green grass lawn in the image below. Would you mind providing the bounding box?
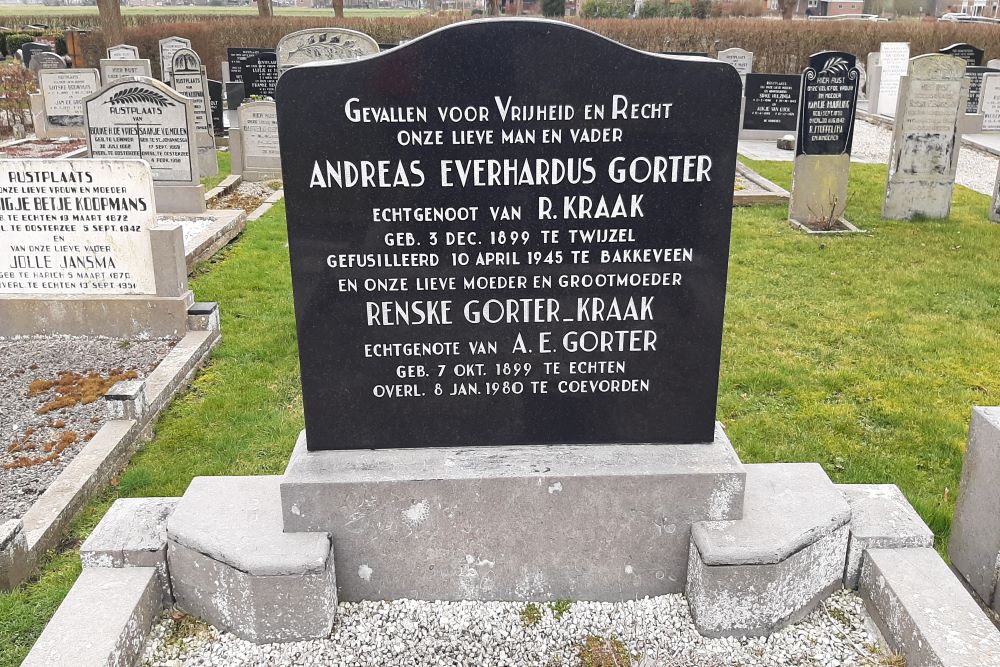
[201,149,231,191]
[0,159,998,666]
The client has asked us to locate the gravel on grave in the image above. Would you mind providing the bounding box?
[141,589,892,667]
[852,118,998,196]
[0,335,177,523]
[0,137,85,159]
[213,181,279,216]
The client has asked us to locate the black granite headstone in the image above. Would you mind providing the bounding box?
[940,43,984,67]
[742,74,801,131]
[796,52,860,156]
[227,47,274,83]
[966,66,1000,114]
[226,82,246,111]
[208,79,224,134]
[243,52,279,98]
[276,20,741,450]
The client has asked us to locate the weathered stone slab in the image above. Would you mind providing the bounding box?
[837,484,934,589]
[950,407,1000,608]
[877,42,909,117]
[170,47,218,178]
[686,463,850,637]
[860,547,1000,667]
[718,47,752,85]
[31,68,100,139]
[0,519,29,592]
[230,101,280,181]
[107,43,140,60]
[281,423,745,601]
[81,497,177,602]
[167,476,336,644]
[99,58,152,84]
[21,567,162,667]
[883,54,967,220]
[158,36,190,82]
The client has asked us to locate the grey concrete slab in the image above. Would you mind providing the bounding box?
[838,484,934,589]
[81,497,178,602]
[692,463,850,566]
[860,547,1000,667]
[0,520,28,592]
[687,525,849,638]
[281,423,745,601]
[167,476,336,643]
[173,208,247,272]
[0,292,194,338]
[21,567,162,667]
[949,407,1000,608]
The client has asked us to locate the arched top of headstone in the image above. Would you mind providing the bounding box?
[172,47,202,75]
[939,42,984,67]
[107,43,140,60]
[29,51,66,73]
[239,99,276,113]
[85,75,192,110]
[276,28,380,72]
[909,53,966,79]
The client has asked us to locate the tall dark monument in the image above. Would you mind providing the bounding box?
[276,20,741,450]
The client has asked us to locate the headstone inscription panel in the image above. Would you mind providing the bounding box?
[99,58,153,84]
[242,52,279,98]
[742,74,800,131]
[107,44,140,60]
[84,78,198,185]
[208,79,224,134]
[227,47,274,83]
[38,68,100,128]
[877,42,910,117]
[0,159,157,296]
[276,21,742,450]
[965,66,1000,114]
[276,28,379,73]
[940,43,984,67]
[981,73,1000,131]
[796,52,860,157]
[236,101,281,180]
[158,36,191,82]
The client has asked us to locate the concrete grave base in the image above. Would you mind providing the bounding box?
[167,476,337,643]
[168,208,248,271]
[0,520,29,591]
[0,292,194,338]
[155,183,208,215]
[281,423,745,602]
[28,93,86,140]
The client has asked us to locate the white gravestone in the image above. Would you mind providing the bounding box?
[107,44,140,60]
[883,55,967,220]
[877,42,910,117]
[230,101,281,181]
[718,47,753,86]
[981,73,1000,132]
[0,159,192,337]
[170,48,218,178]
[99,58,153,85]
[84,77,206,214]
[276,28,379,73]
[30,68,100,139]
[158,36,191,83]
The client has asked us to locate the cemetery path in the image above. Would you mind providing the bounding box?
[853,119,998,197]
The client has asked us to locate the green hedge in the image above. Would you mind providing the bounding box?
[3,30,66,58]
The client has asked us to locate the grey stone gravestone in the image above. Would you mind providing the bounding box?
[84,77,206,214]
[718,47,753,85]
[170,48,218,178]
[276,28,379,73]
[980,73,1000,131]
[99,58,152,85]
[883,55,967,220]
[865,51,880,111]
[788,52,861,230]
[107,44,140,60]
[20,42,53,69]
[28,51,65,74]
[230,101,280,181]
[0,159,192,337]
[939,43,984,67]
[30,68,100,139]
[158,36,191,83]
[855,60,867,100]
[877,42,909,117]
